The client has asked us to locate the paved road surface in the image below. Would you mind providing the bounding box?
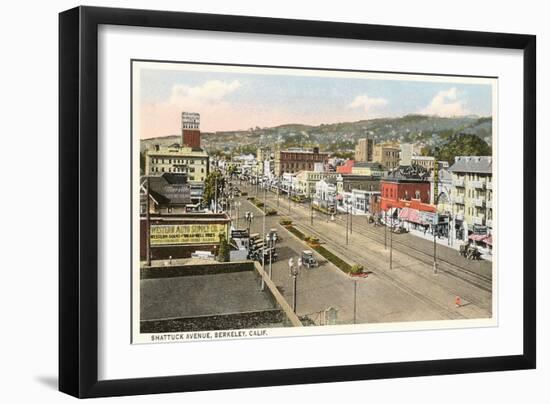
[234,182,492,325]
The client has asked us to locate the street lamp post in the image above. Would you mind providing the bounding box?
[266,232,278,280]
[235,201,241,228]
[288,257,302,314]
[310,198,314,226]
[261,187,267,290]
[245,211,254,236]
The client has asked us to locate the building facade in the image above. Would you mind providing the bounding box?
[449,156,493,238]
[140,173,191,215]
[351,162,385,177]
[140,213,231,260]
[373,143,401,170]
[274,147,329,176]
[380,166,434,213]
[145,144,209,182]
[354,138,374,162]
[181,112,201,148]
[295,170,337,198]
[336,174,380,194]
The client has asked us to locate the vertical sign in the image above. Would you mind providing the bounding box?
[433,160,439,204]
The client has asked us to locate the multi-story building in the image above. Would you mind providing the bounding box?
[145,144,209,181]
[400,143,414,166]
[354,138,374,162]
[373,143,400,170]
[295,170,337,198]
[380,165,435,214]
[274,147,329,176]
[430,168,453,212]
[336,174,380,194]
[351,162,385,177]
[314,177,337,211]
[449,156,493,238]
[181,112,201,148]
[144,144,209,204]
[411,156,435,171]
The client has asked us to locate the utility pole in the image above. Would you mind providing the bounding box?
[277,183,280,207]
[146,176,151,266]
[288,186,291,214]
[346,205,349,245]
[433,220,438,274]
[384,209,387,250]
[261,187,267,290]
[310,199,313,226]
[353,279,357,324]
[214,174,218,213]
[350,202,353,234]
[390,208,393,270]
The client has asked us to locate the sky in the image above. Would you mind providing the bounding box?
[138,63,494,139]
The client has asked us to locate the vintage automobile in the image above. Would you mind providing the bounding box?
[459,243,482,260]
[301,250,318,268]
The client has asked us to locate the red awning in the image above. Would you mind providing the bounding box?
[399,207,424,224]
[484,235,493,245]
[469,234,486,242]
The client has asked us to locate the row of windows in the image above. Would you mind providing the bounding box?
[150,166,205,175]
[150,158,205,165]
[382,187,422,199]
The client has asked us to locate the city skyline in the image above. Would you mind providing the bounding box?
[138,63,494,138]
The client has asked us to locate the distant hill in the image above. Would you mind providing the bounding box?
[141,114,493,156]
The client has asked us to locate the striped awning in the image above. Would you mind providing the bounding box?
[399,208,424,224]
[469,234,487,242]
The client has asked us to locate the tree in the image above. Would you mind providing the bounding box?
[227,164,237,178]
[202,170,225,208]
[431,133,491,164]
[217,233,230,262]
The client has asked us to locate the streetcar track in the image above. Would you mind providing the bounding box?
[249,188,492,295]
[291,220,468,320]
[252,188,492,292]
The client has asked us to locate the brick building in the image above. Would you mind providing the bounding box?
[182,111,201,148]
[274,147,329,176]
[380,166,435,212]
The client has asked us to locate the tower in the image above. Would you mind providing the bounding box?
[181,112,201,148]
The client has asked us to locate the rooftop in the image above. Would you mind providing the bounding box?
[383,164,430,182]
[353,162,385,169]
[146,145,208,157]
[142,173,191,206]
[449,156,492,174]
[141,270,277,320]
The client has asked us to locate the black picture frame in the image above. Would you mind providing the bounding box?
[59,6,536,398]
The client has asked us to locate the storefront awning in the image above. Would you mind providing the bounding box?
[484,235,493,245]
[399,207,426,225]
[469,234,487,242]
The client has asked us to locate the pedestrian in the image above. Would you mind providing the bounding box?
[455,296,461,308]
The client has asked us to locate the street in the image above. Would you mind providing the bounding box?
[233,181,492,325]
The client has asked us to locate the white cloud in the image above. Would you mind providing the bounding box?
[169,80,241,104]
[421,87,470,117]
[348,95,389,112]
